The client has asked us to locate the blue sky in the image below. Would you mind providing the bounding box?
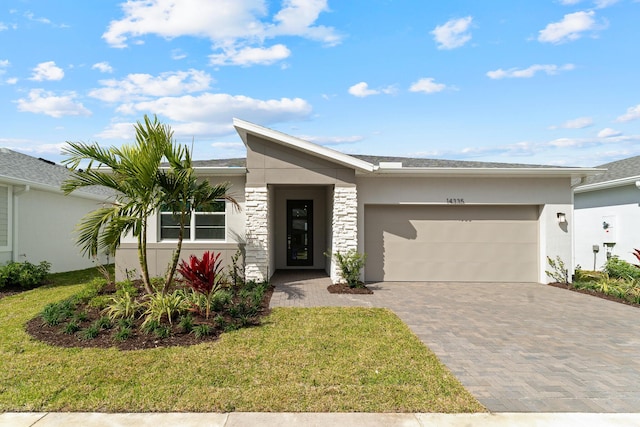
[1,0,639,166]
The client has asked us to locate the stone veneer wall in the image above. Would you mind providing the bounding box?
[244,187,269,282]
[330,186,358,283]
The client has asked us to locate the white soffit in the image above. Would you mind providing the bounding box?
[233,118,375,172]
[574,175,640,193]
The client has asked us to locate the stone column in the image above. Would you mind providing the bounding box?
[330,186,358,283]
[244,187,269,282]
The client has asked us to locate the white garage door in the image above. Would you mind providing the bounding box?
[364,205,539,282]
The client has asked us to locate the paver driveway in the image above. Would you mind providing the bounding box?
[270,272,640,412]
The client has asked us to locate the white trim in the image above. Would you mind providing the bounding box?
[233,118,375,172]
[0,184,11,252]
[573,175,640,193]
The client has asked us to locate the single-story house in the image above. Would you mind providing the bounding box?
[574,155,640,271]
[0,148,112,273]
[116,119,602,284]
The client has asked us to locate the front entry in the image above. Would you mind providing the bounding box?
[287,200,313,266]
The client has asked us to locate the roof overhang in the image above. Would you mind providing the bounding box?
[0,174,112,202]
[233,118,375,173]
[574,175,640,193]
[364,166,606,179]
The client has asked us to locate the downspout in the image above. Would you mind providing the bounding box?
[12,185,30,262]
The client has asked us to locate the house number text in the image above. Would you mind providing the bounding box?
[446,198,465,204]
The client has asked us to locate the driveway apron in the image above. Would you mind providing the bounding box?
[270,275,640,413]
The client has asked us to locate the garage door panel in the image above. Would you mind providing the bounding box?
[365,205,539,282]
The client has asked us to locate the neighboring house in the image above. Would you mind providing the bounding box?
[116,119,602,284]
[0,148,112,273]
[574,155,640,271]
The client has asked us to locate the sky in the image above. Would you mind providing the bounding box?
[1,0,639,167]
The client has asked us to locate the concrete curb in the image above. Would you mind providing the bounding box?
[2,412,640,427]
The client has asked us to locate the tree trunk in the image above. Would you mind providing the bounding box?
[163,210,187,294]
[138,217,153,294]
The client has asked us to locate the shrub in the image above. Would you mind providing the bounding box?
[80,323,100,340]
[604,256,640,280]
[0,261,51,289]
[325,250,367,288]
[41,299,76,326]
[103,291,140,321]
[114,326,132,342]
[545,256,568,284]
[177,251,225,319]
[141,290,186,326]
[192,323,211,338]
[178,314,194,333]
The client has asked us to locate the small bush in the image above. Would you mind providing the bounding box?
[80,323,100,340]
[546,256,569,284]
[41,299,76,326]
[141,290,186,326]
[178,314,194,333]
[114,326,132,342]
[325,250,367,288]
[192,323,211,338]
[177,251,225,319]
[103,291,140,321]
[0,261,51,289]
[63,321,80,335]
[95,316,112,330]
[604,256,640,280]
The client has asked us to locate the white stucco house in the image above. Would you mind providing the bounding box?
[574,155,640,271]
[115,119,602,284]
[0,148,112,273]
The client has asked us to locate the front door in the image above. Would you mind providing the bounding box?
[287,200,313,266]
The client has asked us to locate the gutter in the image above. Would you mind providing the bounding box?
[0,174,112,202]
[574,175,640,193]
[362,167,606,179]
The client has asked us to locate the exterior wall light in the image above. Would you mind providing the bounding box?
[557,212,567,223]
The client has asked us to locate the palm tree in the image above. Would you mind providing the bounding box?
[62,115,171,294]
[157,142,238,294]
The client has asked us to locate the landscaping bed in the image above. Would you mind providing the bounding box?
[0,268,485,413]
[327,283,373,294]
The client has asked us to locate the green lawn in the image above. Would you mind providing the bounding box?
[0,268,485,413]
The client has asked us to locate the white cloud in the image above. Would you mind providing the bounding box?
[553,116,594,129]
[348,82,395,97]
[29,61,64,81]
[409,78,446,94]
[559,0,582,4]
[0,59,9,68]
[616,104,640,122]
[6,78,17,85]
[487,64,575,79]
[92,62,114,73]
[102,0,340,66]
[598,127,622,138]
[171,49,187,60]
[538,11,598,44]
[594,0,619,8]
[89,69,213,102]
[104,92,312,139]
[16,89,91,118]
[431,16,473,50]
[210,44,291,66]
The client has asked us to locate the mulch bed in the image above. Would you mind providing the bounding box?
[548,282,640,308]
[327,283,373,294]
[25,282,274,351]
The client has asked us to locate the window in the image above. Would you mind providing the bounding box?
[0,185,8,248]
[160,200,226,241]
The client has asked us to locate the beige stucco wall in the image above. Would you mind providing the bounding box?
[14,187,108,273]
[356,176,573,283]
[245,134,356,186]
[116,174,246,281]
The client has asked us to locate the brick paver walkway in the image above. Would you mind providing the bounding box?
[269,271,640,413]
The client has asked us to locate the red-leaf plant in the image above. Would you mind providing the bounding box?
[177,251,224,319]
[633,249,640,265]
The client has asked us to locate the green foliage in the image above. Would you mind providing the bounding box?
[88,295,111,310]
[228,249,244,287]
[545,256,569,284]
[95,316,113,330]
[103,291,140,321]
[325,250,367,288]
[115,280,139,298]
[41,299,76,326]
[80,323,100,340]
[192,323,211,338]
[141,319,161,335]
[0,261,51,289]
[141,290,187,326]
[114,326,132,342]
[210,289,233,312]
[63,321,80,335]
[178,314,194,333]
[604,256,640,280]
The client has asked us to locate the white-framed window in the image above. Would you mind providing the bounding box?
[0,185,10,249]
[159,200,226,241]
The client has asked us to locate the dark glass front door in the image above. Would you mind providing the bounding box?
[287,200,313,266]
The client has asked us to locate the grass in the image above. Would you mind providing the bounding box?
[0,267,484,413]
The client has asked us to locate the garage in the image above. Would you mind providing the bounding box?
[364,205,540,282]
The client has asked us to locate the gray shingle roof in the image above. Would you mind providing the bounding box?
[0,148,114,198]
[577,155,640,187]
[190,155,567,169]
